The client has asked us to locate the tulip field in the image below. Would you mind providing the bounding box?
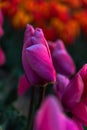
[1,0,87,130]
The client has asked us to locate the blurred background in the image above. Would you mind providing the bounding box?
[0,0,87,130]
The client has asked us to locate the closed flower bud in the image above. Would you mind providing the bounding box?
[22,24,56,86]
[53,74,70,100]
[51,40,76,77]
[62,74,84,109]
[34,96,79,130]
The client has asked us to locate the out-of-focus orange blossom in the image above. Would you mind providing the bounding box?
[0,0,87,44]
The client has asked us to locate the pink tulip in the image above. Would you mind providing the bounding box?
[60,64,87,126]
[0,26,4,37]
[71,64,87,126]
[0,10,3,26]
[78,64,87,98]
[0,10,4,37]
[22,24,56,85]
[49,40,76,77]
[0,48,6,66]
[62,74,84,109]
[53,74,70,100]
[48,41,56,53]
[18,74,30,96]
[72,102,87,126]
[34,96,80,130]
[73,118,84,130]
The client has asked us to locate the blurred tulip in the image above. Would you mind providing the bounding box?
[0,26,4,37]
[50,40,76,77]
[62,74,84,109]
[22,24,56,86]
[53,74,70,100]
[0,10,3,25]
[34,96,79,130]
[73,118,84,130]
[48,41,56,53]
[0,48,6,66]
[60,64,87,126]
[0,10,4,37]
[18,74,30,96]
[72,102,87,126]
[78,64,87,98]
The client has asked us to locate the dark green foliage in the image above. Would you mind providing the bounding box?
[0,104,27,130]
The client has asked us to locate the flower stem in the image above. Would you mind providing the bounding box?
[26,86,36,130]
[38,84,46,108]
[42,85,46,101]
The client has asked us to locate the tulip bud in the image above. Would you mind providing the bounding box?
[53,74,70,100]
[34,96,79,130]
[78,64,87,98]
[71,102,87,126]
[62,74,84,109]
[0,48,6,66]
[0,10,4,37]
[18,74,30,96]
[51,40,76,77]
[0,10,3,26]
[22,24,56,86]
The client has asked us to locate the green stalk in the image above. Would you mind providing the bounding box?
[37,84,46,108]
[26,86,36,130]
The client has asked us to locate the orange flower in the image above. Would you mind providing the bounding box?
[11,10,33,28]
[59,19,80,44]
[60,0,81,8]
[74,10,87,36]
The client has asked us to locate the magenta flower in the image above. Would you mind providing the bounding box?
[0,48,6,66]
[22,24,56,85]
[18,74,30,96]
[48,40,76,77]
[71,64,87,126]
[53,74,70,100]
[0,11,5,66]
[60,64,87,126]
[62,74,84,109]
[79,64,87,98]
[34,96,80,130]
[0,10,4,37]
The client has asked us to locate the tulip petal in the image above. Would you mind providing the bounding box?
[48,41,56,54]
[24,24,34,46]
[22,28,44,85]
[65,118,80,130]
[26,44,56,83]
[34,28,51,57]
[22,50,42,85]
[56,40,66,51]
[72,102,87,126]
[34,96,64,130]
[79,64,87,98]
[0,26,4,37]
[73,117,84,130]
[53,74,70,100]
[52,50,76,77]
[0,48,6,65]
[34,96,79,130]
[0,10,3,25]
[62,74,84,109]
[18,74,30,96]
